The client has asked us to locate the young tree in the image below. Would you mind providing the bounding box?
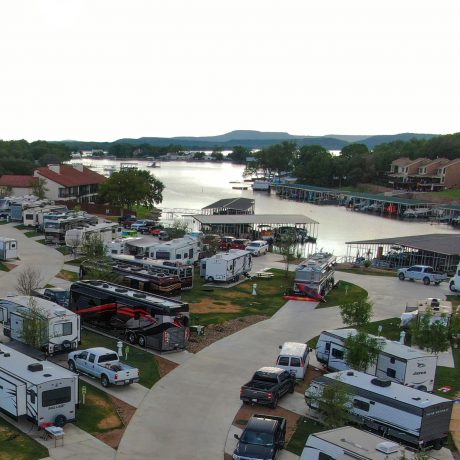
[16,266,43,295]
[277,228,298,277]
[344,331,384,372]
[83,259,121,283]
[411,312,450,354]
[339,299,373,329]
[31,177,49,199]
[20,297,48,350]
[81,233,106,259]
[168,219,189,239]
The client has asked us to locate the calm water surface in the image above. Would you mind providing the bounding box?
[73,159,459,256]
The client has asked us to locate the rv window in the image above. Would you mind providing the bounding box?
[111,250,118,254]
[353,399,370,412]
[176,254,181,259]
[156,251,170,260]
[318,453,334,460]
[278,357,290,366]
[386,368,396,378]
[291,357,301,367]
[331,348,344,359]
[30,391,36,404]
[325,343,331,352]
[42,387,71,407]
[390,357,395,364]
[189,249,194,258]
[25,214,34,219]
[88,353,96,363]
[53,322,72,337]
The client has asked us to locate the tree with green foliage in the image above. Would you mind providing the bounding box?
[229,145,250,163]
[193,151,206,160]
[293,145,333,185]
[168,219,189,239]
[344,331,383,372]
[19,297,48,350]
[277,228,298,277]
[81,233,106,259]
[411,312,450,354]
[211,150,224,161]
[339,298,373,329]
[31,178,48,199]
[99,169,164,211]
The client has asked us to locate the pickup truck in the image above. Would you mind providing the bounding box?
[398,265,448,285]
[33,287,69,307]
[68,347,140,387]
[240,367,295,409]
[233,414,286,460]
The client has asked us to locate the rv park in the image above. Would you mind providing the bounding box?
[0,201,459,460]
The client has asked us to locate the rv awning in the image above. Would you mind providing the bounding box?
[124,237,158,248]
[192,214,318,225]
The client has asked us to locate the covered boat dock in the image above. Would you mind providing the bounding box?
[345,233,460,274]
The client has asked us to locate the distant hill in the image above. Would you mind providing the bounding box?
[360,133,437,149]
[172,130,307,142]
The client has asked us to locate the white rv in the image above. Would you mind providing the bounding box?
[23,204,68,228]
[305,370,453,449]
[0,237,18,260]
[201,249,252,282]
[315,328,437,391]
[0,344,78,427]
[0,296,80,355]
[401,298,453,329]
[65,221,120,253]
[105,236,143,255]
[300,426,432,460]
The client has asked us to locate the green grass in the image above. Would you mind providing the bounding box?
[286,417,325,456]
[74,382,123,434]
[24,230,40,237]
[14,224,28,230]
[433,347,460,399]
[316,281,368,309]
[336,268,396,277]
[36,239,46,245]
[430,188,460,199]
[80,330,161,388]
[0,220,10,225]
[182,268,295,326]
[57,269,79,282]
[0,261,10,272]
[65,257,85,266]
[0,416,49,460]
[56,245,73,255]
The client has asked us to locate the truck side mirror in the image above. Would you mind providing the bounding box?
[234,434,240,440]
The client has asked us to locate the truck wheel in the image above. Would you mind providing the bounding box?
[423,277,431,285]
[68,360,76,373]
[270,395,279,409]
[54,414,67,427]
[434,281,441,286]
[450,282,457,292]
[138,335,146,347]
[101,374,109,388]
[127,332,137,344]
[289,382,295,394]
[398,273,405,281]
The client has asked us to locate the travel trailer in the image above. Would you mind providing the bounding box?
[200,249,252,282]
[23,204,68,228]
[105,237,142,255]
[300,426,431,460]
[43,211,98,243]
[0,296,80,355]
[315,328,437,391]
[0,343,78,427]
[0,237,18,260]
[305,370,453,449]
[65,221,120,253]
[9,197,53,222]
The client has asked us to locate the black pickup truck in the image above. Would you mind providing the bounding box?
[233,414,286,460]
[240,367,295,409]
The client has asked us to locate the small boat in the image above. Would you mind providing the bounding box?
[120,162,138,171]
[232,185,249,190]
[147,161,160,168]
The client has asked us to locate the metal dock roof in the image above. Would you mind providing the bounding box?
[192,214,318,225]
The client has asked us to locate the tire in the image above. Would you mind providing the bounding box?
[289,382,295,394]
[68,360,76,373]
[270,395,278,409]
[398,273,405,281]
[433,439,443,450]
[450,282,457,292]
[101,374,109,388]
[62,340,72,351]
[127,331,137,344]
[54,414,66,427]
[434,281,441,286]
[206,276,214,282]
[138,335,146,347]
[423,277,431,286]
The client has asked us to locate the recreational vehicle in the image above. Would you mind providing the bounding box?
[105,237,142,255]
[200,249,252,282]
[65,221,120,253]
[69,280,189,351]
[401,298,453,329]
[315,328,437,391]
[43,211,98,243]
[23,204,68,228]
[0,344,78,427]
[300,426,431,460]
[0,237,18,260]
[305,370,453,449]
[0,296,80,355]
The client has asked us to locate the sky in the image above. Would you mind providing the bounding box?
[0,0,459,142]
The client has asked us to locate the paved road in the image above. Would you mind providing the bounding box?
[0,223,64,295]
[117,265,449,460]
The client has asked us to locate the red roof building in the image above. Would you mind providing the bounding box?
[0,175,38,196]
[34,164,106,203]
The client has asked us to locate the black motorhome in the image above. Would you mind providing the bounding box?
[69,280,189,351]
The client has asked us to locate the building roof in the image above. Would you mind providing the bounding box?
[193,214,318,225]
[445,158,460,168]
[0,175,38,187]
[346,233,460,256]
[391,157,430,167]
[35,164,106,187]
[202,198,255,211]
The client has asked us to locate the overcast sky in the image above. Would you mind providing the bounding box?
[0,1,459,142]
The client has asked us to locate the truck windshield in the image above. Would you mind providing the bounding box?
[240,431,273,446]
[54,291,70,303]
[99,353,119,363]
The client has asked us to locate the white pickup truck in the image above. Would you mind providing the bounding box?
[68,347,140,387]
[398,265,448,286]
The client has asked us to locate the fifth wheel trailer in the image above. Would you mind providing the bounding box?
[200,249,252,282]
[315,328,437,391]
[305,370,453,449]
[0,344,78,427]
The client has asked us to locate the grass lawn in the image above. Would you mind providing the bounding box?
[75,382,123,434]
[433,348,460,399]
[182,268,295,326]
[57,269,79,282]
[0,261,10,272]
[430,188,460,199]
[13,224,28,229]
[0,416,49,460]
[65,257,85,266]
[36,239,46,245]
[336,267,396,277]
[316,281,368,309]
[24,230,40,237]
[55,245,73,255]
[286,417,325,456]
[80,330,161,388]
[0,220,10,225]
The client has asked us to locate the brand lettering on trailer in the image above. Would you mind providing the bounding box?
[47,404,65,410]
[426,408,450,416]
[412,371,427,375]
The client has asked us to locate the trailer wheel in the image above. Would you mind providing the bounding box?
[423,277,431,285]
[270,395,279,409]
[127,332,137,344]
[101,374,109,388]
[433,439,443,450]
[138,335,146,348]
[54,414,66,427]
[398,273,405,281]
[450,282,457,292]
[68,360,76,373]
[206,276,214,282]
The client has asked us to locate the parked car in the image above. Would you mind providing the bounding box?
[67,347,140,387]
[233,414,286,460]
[245,240,269,256]
[449,263,460,292]
[219,236,236,250]
[158,230,170,241]
[131,220,156,231]
[149,225,165,236]
[230,238,251,250]
[398,265,448,285]
[240,366,295,408]
[32,287,70,308]
[120,214,137,228]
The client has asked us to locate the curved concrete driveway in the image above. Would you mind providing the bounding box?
[117,271,448,460]
[0,223,64,295]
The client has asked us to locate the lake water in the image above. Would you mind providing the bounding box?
[70,159,459,257]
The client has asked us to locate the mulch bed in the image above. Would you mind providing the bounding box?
[156,355,178,377]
